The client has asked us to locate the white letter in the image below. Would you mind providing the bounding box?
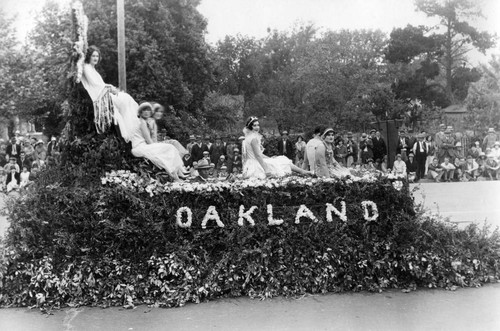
[295,205,318,224]
[176,206,193,228]
[267,204,284,226]
[361,201,379,222]
[201,206,225,229]
[325,201,347,222]
[238,205,258,226]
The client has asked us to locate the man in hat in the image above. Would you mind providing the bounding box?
[359,132,374,164]
[6,136,22,159]
[396,130,410,162]
[483,128,498,151]
[412,133,427,181]
[277,130,294,160]
[186,134,196,154]
[371,130,387,163]
[191,135,208,163]
[484,153,500,180]
[209,136,225,164]
[464,155,479,181]
[491,141,500,160]
[437,128,455,163]
[427,157,444,182]
[345,132,358,167]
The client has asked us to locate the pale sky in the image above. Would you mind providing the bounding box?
[1,0,499,63]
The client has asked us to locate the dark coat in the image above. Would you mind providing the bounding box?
[277,139,294,160]
[191,143,209,162]
[6,143,22,157]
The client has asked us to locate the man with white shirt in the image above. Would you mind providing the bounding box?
[412,133,427,182]
[302,127,324,175]
[277,131,294,160]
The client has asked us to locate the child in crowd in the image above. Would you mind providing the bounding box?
[6,168,19,192]
[215,155,228,179]
[231,148,242,174]
[440,157,456,182]
[428,158,444,182]
[20,166,30,188]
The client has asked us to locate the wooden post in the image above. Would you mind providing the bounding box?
[117,0,126,91]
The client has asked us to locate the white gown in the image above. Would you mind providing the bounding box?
[81,63,184,176]
[242,131,292,179]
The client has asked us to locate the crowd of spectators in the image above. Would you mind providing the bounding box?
[0,131,62,193]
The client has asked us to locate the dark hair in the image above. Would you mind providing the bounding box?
[296,135,303,142]
[84,45,101,64]
[245,116,259,130]
[314,127,322,135]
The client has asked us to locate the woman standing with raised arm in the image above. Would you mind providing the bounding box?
[242,117,312,179]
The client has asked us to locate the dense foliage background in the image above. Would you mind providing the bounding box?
[0,0,498,138]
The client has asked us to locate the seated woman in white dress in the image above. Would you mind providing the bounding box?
[242,116,312,179]
[80,46,185,182]
[149,103,188,157]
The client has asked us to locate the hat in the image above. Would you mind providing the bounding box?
[137,102,153,116]
[494,141,500,146]
[399,129,406,133]
[322,128,335,138]
[204,135,211,140]
[466,155,473,160]
[195,159,213,170]
[35,140,44,146]
[238,136,245,141]
[203,151,210,155]
[369,129,376,134]
[396,153,402,158]
[487,128,495,133]
[446,126,453,130]
[479,152,487,159]
[281,131,288,136]
[417,133,425,138]
[439,124,446,128]
[444,129,452,134]
[233,147,240,152]
[361,133,367,139]
[455,142,462,147]
[51,136,56,141]
[408,152,414,157]
[15,130,20,134]
[189,135,195,140]
[366,158,374,163]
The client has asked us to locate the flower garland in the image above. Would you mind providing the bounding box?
[238,205,258,227]
[72,1,88,84]
[201,206,225,229]
[267,204,284,226]
[325,201,347,222]
[295,205,318,224]
[176,207,193,228]
[361,200,379,222]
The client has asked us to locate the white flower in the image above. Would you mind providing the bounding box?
[325,201,347,222]
[176,206,193,228]
[361,200,379,222]
[238,205,258,226]
[295,205,318,224]
[201,206,225,229]
[267,204,284,226]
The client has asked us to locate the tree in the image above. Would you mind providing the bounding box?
[415,0,496,102]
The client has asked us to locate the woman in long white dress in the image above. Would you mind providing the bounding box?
[242,117,312,179]
[80,46,185,181]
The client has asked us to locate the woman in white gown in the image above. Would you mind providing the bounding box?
[242,116,312,179]
[80,46,185,181]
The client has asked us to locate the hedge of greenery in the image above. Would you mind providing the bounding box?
[0,170,499,309]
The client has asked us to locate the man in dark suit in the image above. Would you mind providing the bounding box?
[18,151,32,171]
[396,130,410,161]
[412,133,428,181]
[277,131,294,160]
[5,137,22,159]
[371,130,387,162]
[191,135,209,162]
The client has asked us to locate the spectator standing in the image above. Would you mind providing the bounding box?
[277,131,294,160]
[335,139,348,166]
[204,136,213,151]
[424,134,435,175]
[186,135,196,154]
[412,133,428,181]
[6,137,22,159]
[295,136,306,167]
[359,133,374,164]
[396,130,410,161]
[209,136,225,164]
[434,124,446,151]
[437,129,455,162]
[225,136,238,172]
[372,130,387,162]
[191,135,208,162]
[346,132,358,167]
[231,148,242,174]
[482,128,498,150]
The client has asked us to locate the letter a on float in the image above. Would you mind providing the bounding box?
[201,206,225,229]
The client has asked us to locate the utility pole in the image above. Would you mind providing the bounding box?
[117,0,126,91]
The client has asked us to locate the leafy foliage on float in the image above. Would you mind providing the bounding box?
[0,174,499,308]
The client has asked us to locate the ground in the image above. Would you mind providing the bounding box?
[0,181,499,331]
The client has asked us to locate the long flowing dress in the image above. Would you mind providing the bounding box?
[322,142,351,178]
[81,63,184,176]
[242,131,293,179]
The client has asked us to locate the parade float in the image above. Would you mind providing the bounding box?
[0,2,498,310]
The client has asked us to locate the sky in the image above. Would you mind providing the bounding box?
[1,0,499,63]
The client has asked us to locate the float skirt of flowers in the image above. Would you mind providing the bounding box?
[2,173,499,308]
